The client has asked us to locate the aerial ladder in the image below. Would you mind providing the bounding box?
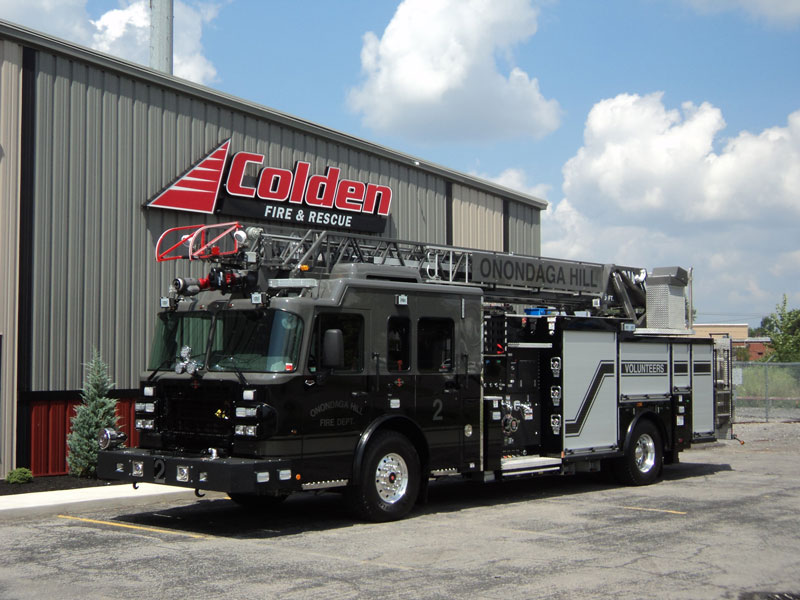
[155,221,662,327]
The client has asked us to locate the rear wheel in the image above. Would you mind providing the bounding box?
[614,420,663,485]
[348,431,420,522]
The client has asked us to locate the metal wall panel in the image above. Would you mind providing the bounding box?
[508,199,541,256]
[451,184,503,251]
[0,39,21,478]
[32,54,220,392]
[226,120,448,244]
[29,397,138,476]
[29,398,77,476]
[29,50,452,391]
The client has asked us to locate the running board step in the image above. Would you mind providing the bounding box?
[501,456,562,473]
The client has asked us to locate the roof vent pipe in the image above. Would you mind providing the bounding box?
[149,0,173,75]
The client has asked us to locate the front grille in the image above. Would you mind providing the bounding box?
[159,381,237,446]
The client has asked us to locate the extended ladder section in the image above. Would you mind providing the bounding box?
[155,222,663,322]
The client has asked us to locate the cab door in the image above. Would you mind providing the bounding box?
[416,316,462,470]
[301,310,370,483]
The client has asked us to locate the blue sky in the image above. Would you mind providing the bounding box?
[2,0,799,327]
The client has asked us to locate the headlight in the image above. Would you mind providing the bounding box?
[135,402,156,413]
[143,386,155,397]
[235,406,258,418]
[98,428,127,450]
[135,419,155,430]
[235,424,258,436]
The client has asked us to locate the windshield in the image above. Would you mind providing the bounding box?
[149,309,304,373]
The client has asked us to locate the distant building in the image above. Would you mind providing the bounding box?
[738,337,772,362]
[691,324,772,362]
[691,324,749,340]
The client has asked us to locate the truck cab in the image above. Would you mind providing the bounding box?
[100,262,483,521]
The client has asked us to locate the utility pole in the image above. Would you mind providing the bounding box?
[149,0,173,75]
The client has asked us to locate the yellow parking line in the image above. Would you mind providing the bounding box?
[57,515,207,539]
[621,506,687,515]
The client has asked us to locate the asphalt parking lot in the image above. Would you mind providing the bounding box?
[1,421,799,600]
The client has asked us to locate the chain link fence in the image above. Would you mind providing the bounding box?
[732,362,800,423]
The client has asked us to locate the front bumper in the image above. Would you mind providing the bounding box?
[97,448,301,495]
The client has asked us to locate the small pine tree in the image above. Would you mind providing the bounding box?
[67,349,118,478]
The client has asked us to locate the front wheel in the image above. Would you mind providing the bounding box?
[614,420,663,485]
[347,431,420,522]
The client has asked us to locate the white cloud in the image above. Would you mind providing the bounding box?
[479,168,551,203]
[541,198,677,264]
[563,92,800,223]
[0,0,219,85]
[348,0,561,141]
[545,93,800,325]
[172,2,219,84]
[90,1,150,64]
[0,0,92,42]
[682,0,800,27]
[770,249,800,277]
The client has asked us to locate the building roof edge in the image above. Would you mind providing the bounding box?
[0,19,547,210]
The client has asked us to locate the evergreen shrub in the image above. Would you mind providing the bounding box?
[66,349,118,478]
[5,467,33,484]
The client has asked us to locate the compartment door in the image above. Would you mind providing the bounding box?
[692,343,715,437]
[672,343,691,391]
[563,330,617,453]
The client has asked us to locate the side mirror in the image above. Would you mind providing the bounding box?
[321,329,344,369]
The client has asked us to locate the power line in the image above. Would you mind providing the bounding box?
[697,312,765,317]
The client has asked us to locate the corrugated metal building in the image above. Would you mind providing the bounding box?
[0,20,545,478]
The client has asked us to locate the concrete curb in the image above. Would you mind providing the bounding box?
[0,483,218,518]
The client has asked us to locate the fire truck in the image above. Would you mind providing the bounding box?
[97,222,727,521]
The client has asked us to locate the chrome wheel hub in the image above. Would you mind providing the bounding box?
[634,433,656,473]
[375,452,409,504]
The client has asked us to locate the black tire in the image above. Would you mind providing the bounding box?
[227,492,289,510]
[347,430,421,522]
[614,419,663,486]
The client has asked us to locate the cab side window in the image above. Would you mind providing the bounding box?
[418,318,454,372]
[309,313,364,372]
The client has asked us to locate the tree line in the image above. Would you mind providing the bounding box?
[749,295,800,363]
